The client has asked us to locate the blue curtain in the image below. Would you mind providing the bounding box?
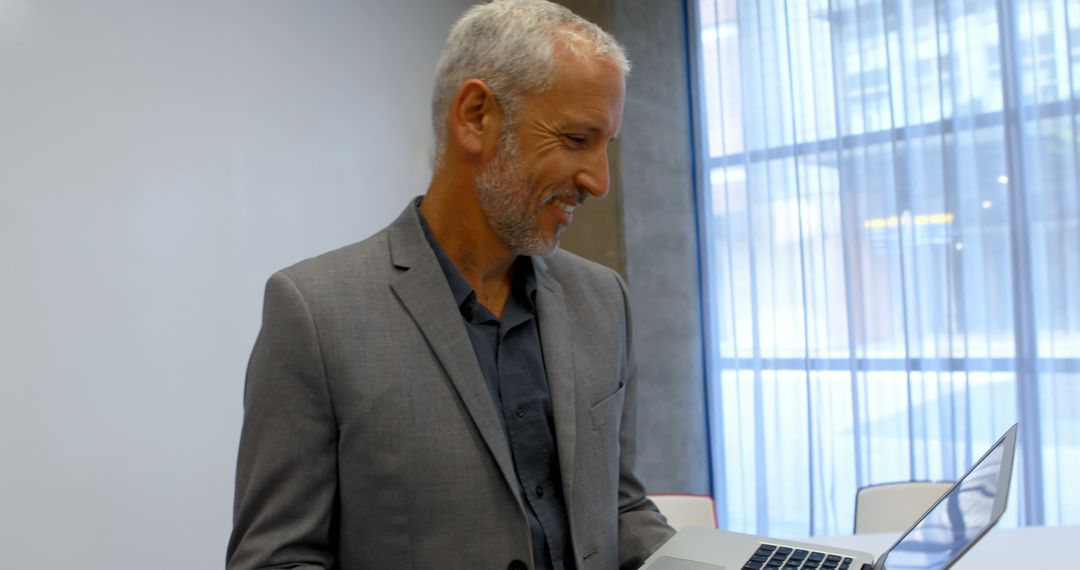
[694,0,1080,536]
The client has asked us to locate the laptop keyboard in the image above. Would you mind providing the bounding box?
[742,543,864,570]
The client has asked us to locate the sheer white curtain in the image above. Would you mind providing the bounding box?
[694,0,1080,536]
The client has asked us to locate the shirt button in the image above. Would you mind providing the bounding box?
[515,407,526,418]
[535,485,544,498]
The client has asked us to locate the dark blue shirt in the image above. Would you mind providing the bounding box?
[418,204,574,570]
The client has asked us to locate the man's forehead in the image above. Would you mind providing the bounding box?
[552,35,622,76]
[532,75,623,136]
[545,48,625,97]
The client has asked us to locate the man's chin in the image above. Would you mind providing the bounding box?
[533,227,568,256]
[516,238,559,257]
[517,234,561,257]
[533,242,560,257]
[507,225,566,256]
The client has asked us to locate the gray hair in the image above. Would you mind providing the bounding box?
[431,0,630,165]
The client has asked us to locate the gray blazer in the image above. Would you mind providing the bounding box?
[227,203,674,569]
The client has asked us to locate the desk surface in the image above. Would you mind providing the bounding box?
[801,524,1079,568]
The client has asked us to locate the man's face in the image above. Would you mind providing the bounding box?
[475,49,626,256]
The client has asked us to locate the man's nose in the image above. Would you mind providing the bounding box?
[574,146,611,199]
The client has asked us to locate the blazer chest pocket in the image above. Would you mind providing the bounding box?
[588,382,625,430]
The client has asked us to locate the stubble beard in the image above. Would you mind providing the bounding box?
[475,130,572,257]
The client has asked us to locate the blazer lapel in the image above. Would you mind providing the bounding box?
[533,258,578,511]
[385,205,521,508]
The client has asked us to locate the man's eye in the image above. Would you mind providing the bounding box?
[564,134,587,147]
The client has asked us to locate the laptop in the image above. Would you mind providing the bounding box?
[641,423,1019,570]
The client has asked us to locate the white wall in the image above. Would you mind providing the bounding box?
[0,1,476,567]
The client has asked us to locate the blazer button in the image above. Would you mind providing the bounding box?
[508,560,528,570]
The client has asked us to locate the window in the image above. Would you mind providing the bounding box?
[694,0,1080,536]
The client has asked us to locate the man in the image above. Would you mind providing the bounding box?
[226,1,674,568]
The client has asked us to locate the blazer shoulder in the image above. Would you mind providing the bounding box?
[541,249,627,293]
[538,250,633,329]
[273,229,396,296]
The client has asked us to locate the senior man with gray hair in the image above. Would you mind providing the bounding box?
[227,1,675,568]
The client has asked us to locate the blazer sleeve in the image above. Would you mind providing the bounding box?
[613,272,677,569]
[227,271,338,570]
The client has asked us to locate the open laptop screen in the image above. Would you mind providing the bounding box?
[879,424,1017,570]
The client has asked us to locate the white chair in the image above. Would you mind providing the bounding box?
[649,493,718,531]
[854,481,953,534]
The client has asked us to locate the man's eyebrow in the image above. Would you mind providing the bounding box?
[586,126,621,142]
[561,123,605,134]
[561,124,618,144]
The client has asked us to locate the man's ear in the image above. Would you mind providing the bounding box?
[450,79,502,157]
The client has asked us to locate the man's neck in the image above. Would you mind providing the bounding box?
[419,187,517,319]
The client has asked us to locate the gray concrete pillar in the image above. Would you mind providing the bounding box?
[556,0,710,495]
